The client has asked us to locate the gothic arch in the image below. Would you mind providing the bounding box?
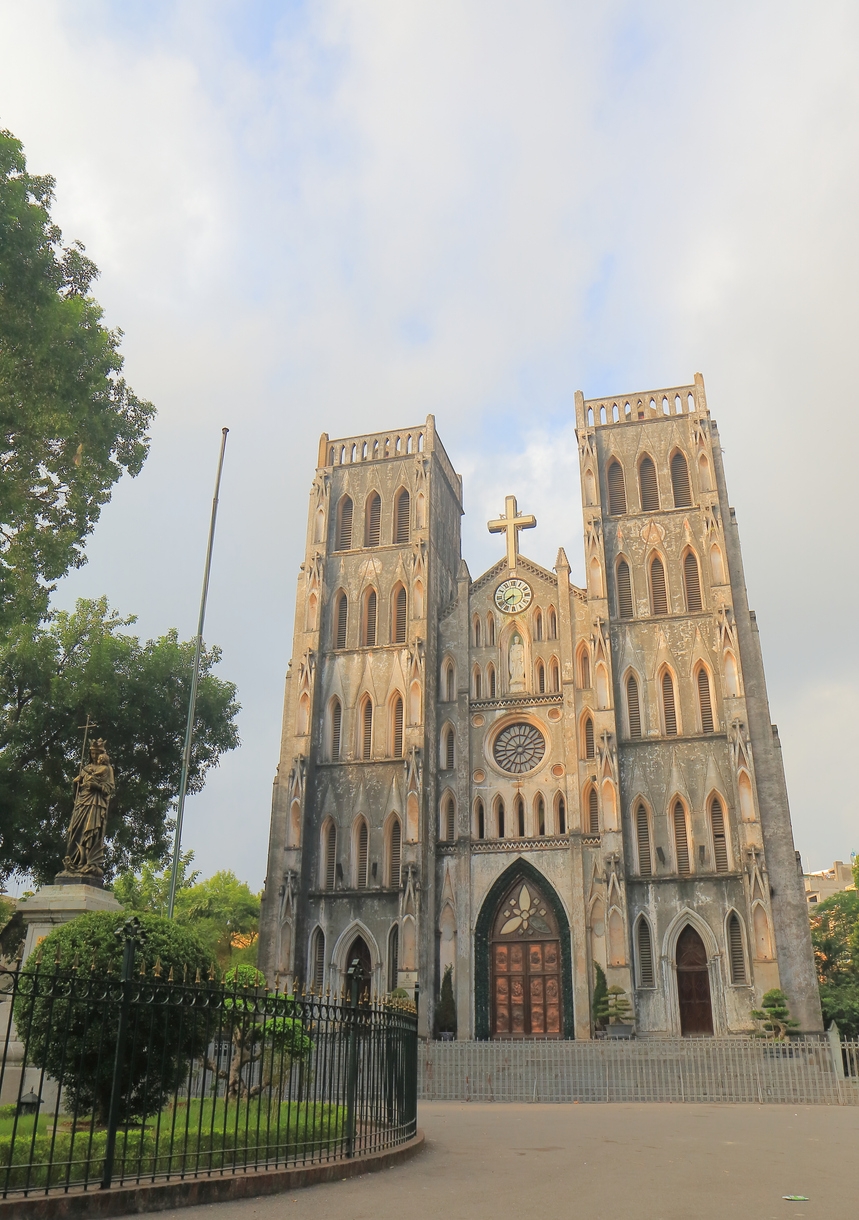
[385,811,402,889]
[351,815,369,889]
[623,666,643,739]
[724,908,749,984]
[669,448,693,509]
[441,655,456,702]
[474,859,574,1039]
[634,914,656,988]
[752,902,773,960]
[660,908,723,1035]
[331,920,381,993]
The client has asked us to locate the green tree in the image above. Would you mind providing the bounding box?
[592,963,608,1030]
[810,860,859,1036]
[212,964,312,1099]
[433,965,457,1038]
[751,988,799,1040]
[0,598,240,885]
[0,129,154,628]
[14,912,214,1122]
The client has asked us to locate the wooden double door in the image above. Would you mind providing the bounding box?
[676,925,714,1036]
[491,879,562,1038]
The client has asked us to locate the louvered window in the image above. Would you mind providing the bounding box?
[443,662,455,702]
[336,496,353,550]
[313,929,325,990]
[324,825,337,890]
[627,674,642,739]
[445,798,455,841]
[673,800,691,874]
[335,592,348,649]
[361,699,373,760]
[711,798,729,873]
[584,716,595,759]
[557,795,566,835]
[330,700,342,760]
[579,650,591,689]
[536,660,545,693]
[389,819,401,887]
[391,695,404,757]
[697,667,714,734]
[670,451,693,507]
[607,460,627,515]
[488,665,496,698]
[516,796,525,837]
[363,589,377,646]
[588,787,599,835]
[444,726,455,771]
[388,925,399,991]
[636,804,652,876]
[684,551,703,612]
[728,913,746,983]
[661,671,678,735]
[365,493,381,547]
[393,585,407,643]
[356,820,369,888]
[617,559,633,619]
[476,800,485,839]
[639,455,659,512]
[636,919,655,988]
[650,556,668,616]
[394,489,410,544]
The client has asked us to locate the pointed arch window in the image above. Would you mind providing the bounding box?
[728,913,746,983]
[670,451,693,508]
[661,670,678,736]
[578,646,591,689]
[636,918,655,988]
[475,798,485,840]
[329,698,342,761]
[536,794,546,836]
[393,488,410,544]
[364,492,381,547]
[391,694,404,757]
[673,800,691,874]
[312,927,326,990]
[334,590,348,649]
[710,798,729,873]
[638,455,659,512]
[336,495,353,550]
[473,615,482,647]
[473,666,482,699]
[697,666,715,733]
[515,795,525,837]
[444,796,456,842]
[583,715,595,759]
[616,558,633,619]
[487,614,496,645]
[587,786,599,835]
[488,664,497,698]
[547,607,557,639]
[536,658,546,693]
[636,803,652,876]
[549,658,560,692]
[388,817,402,888]
[496,797,505,839]
[391,584,407,643]
[388,924,399,992]
[362,588,377,647]
[533,608,543,641]
[360,697,373,760]
[443,725,455,771]
[443,660,455,702]
[626,673,642,739]
[556,793,566,835]
[607,459,627,515]
[355,818,369,888]
[649,555,668,616]
[323,823,337,890]
[684,551,703,613]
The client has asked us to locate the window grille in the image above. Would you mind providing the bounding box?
[670,451,693,508]
[711,798,729,872]
[636,804,652,875]
[394,489,410,544]
[445,798,455,842]
[588,787,599,835]
[313,929,325,990]
[661,671,678,735]
[697,667,714,734]
[728,913,746,983]
[330,700,342,760]
[392,695,404,757]
[364,589,377,646]
[639,455,659,512]
[650,556,668,616]
[617,559,633,619]
[324,825,337,890]
[389,818,401,887]
[336,496,353,549]
[365,493,381,547]
[335,592,348,649]
[627,674,642,739]
[536,660,545,693]
[361,699,373,759]
[356,820,369,888]
[388,925,399,992]
[684,551,703,612]
[393,585,407,643]
[584,716,595,759]
[673,800,691,874]
[444,726,455,771]
[607,460,627,515]
[636,919,655,988]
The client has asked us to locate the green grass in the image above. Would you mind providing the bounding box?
[0,1098,345,1192]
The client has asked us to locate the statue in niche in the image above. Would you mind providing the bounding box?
[508,632,526,692]
[57,738,115,884]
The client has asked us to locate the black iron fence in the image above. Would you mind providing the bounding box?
[0,946,417,1199]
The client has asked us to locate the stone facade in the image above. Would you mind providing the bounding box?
[259,377,822,1037]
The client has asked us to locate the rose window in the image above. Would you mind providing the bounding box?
[492,723,546,774]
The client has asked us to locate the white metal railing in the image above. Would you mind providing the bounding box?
[419,1038,859,1105]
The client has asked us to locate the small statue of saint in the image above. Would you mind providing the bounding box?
[59,738,115,883]
[508,633,526,692]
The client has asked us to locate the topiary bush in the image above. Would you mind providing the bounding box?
[433,965,457,1038]
[14,911,215,1123]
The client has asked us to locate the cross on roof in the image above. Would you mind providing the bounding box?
[488,495,536,570]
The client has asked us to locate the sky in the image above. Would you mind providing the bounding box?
[0,0,856,889]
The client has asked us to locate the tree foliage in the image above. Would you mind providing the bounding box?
[0,598,240,885]
[751,988,799,1040]
[433,965,456,1037]
[212,964,312,1099]
[810,861,859,1036]
[0,129,154,628]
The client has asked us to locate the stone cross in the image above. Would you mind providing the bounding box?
[488,495,536,570]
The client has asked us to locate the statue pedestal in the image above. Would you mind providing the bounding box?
[17,884,122,963]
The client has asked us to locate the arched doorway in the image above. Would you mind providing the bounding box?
[491,876,563,1037]
[676,925,714,1036]
[346,934,372,1001]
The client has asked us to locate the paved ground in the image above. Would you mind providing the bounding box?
[146,1102,857,1220]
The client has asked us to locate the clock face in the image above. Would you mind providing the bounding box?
[495,578,532,614]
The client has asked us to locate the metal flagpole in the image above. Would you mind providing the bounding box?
[167,427,229,918]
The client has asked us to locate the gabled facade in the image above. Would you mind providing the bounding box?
[259,378,822,1038]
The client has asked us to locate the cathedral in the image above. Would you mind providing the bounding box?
[259,374,822,1039]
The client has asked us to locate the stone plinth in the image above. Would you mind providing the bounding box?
[17,884,123,963]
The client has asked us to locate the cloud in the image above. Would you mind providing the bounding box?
[0,0,856,885]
